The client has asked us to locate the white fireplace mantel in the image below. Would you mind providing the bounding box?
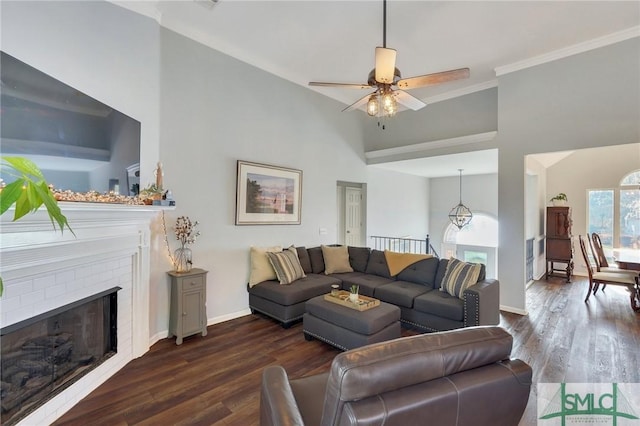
[0,202,167,425]
[1,202,166,355]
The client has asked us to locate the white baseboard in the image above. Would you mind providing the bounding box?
[207,308,252,326]
[149,330,170,348]
[147,308,252,349]
[500,305,528,316]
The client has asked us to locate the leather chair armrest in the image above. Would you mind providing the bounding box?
[260,366,305,426]
[463,279,500,326]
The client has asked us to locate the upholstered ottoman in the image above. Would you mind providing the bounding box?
[303,295,401,350]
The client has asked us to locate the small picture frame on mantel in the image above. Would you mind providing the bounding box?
[235,160,302,225]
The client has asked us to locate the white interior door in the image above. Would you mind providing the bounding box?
[345,187,362,246]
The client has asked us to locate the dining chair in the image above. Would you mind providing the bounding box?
[591,233,610,267]
[587,234,639,295]
[578,235,639,312]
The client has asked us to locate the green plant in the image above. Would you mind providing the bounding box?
[0,156,73,296]
[349,284,359,294]
[139,183,162,197]
[550,193,568,202]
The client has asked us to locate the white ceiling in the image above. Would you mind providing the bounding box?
[110,1,639,177]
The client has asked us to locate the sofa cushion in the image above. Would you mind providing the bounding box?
[249,245,282,287]
[340,274,395,297]
[249,274,340,306]
[308,246,325,274]
[396,257,440,288]
[322,245,354,274]
[440,258,482,299]
[384,251,433,276]
[296,246,313,274]
[413,290,464,321]
[348,246,371,273]
[374,281,431,308]
[267,247,306,285]
[327,271,366,288]
[365,250,393,279]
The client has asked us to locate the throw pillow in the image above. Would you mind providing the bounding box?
[348,246,371,273]
[308,246,326,274]
[365,249,393,278]
[295,246,313,274]
[321,245,354,274]
[267,247,306,285]
[248,245,282,287]
[440,257,482,299]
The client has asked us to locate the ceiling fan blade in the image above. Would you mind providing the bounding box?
[397,68,470,90]
[342,92,376,113]
[375,47,396,84]
[309,82,372,89]
[395,90,427,111]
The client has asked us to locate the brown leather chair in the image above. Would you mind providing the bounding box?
[260,326,532,426]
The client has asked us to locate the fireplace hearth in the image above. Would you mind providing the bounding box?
[1,287,120,426]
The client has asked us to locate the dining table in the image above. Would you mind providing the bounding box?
[613,249,640,271]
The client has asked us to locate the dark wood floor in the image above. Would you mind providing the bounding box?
[53,277,640,426]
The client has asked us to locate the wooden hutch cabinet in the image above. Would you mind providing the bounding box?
[545,206,573,282]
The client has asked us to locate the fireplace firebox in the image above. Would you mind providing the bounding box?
[1,287,120,425]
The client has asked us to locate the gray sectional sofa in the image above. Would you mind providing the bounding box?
[247,246,500,331]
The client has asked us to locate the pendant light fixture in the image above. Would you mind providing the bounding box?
[448,169,473,229]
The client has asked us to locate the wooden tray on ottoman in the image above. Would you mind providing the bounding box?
[324,290,380,311]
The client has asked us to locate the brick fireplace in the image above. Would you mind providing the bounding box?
[0,203,160,425]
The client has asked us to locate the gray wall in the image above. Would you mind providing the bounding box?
[157,27,370,333]
[363,88,498,151]
[429,173,499,256]
[497,37,640,312]
[366,167,429,242]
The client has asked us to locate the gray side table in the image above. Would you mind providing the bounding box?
[168,268,208,345]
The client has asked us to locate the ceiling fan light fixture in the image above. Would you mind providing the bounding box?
[381,89,397,117]
[308,0,469,121]
[367,94,379,116]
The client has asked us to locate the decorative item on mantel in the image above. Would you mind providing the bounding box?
[172,216,200,273]
[139,162,176,206]
[550,193,568,206]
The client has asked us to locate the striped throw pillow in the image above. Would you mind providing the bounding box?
[267,247,306,285]
[440,257,482,299]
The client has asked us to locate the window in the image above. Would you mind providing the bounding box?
[443,213,498,247]
[587,170,640,253]
[442,213,498,277]
[588,190,613,247]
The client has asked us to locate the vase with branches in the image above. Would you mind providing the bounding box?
[172,216,200,273]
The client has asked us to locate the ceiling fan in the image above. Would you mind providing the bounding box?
[309,0,469,119]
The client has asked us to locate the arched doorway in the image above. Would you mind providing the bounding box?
[441,213,498,278]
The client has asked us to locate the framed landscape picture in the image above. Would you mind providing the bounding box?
[235,160,302,225]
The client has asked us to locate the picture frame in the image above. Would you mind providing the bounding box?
[235,160,302,225]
